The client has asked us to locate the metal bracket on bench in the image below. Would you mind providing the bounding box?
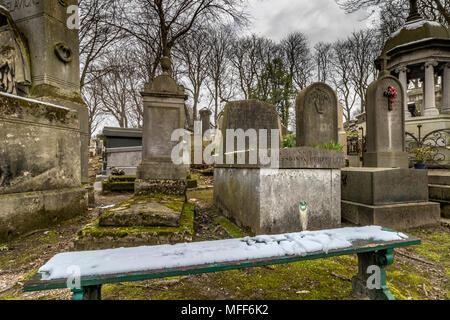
[71,285,102,300]
[352,249,395,300]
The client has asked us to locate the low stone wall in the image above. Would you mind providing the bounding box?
[0,93,87,240]
[105,146,142,176]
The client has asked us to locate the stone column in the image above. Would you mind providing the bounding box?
[199,108,212,138]
[423,60,439,116]
[396,66,410,118]
[135,58,189,195]
[442,63,450,114]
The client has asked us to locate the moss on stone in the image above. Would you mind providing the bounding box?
[214,216,247,238]
[76,200,195,241]
[102,181,135,193]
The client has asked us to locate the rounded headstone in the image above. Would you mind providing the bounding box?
[296,83,339,147]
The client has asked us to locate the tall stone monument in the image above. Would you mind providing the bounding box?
[296,83,338,147]
[199,108,212,138]
[341,68,440,229]
[0,0,89,184]
[135,57,189,195]
[364,75,408,168]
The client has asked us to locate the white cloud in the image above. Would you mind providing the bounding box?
[245,0,370,45]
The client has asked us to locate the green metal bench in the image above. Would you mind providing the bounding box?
[23,226,420,300]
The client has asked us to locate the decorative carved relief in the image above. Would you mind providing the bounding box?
[0,7,31,97]
[54,42,73,63]
[306,87,332,114]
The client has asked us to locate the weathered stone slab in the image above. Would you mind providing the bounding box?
[99,197,183,227]
[429,184,450,201]
[365,76,408,168]
[428,170,450,186]
[296,83,338,147]
[0,187,88,241]
[74,201,195,251]
[341,168,429,205]
[214,168,341,235]
[341,200,440,230]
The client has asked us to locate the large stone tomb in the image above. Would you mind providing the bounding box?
[0,92,87,241]
[215,147,345,235]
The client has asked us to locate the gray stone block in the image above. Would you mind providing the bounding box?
[341,200,441,230]
[214,168,341,235]
[341,168,429,205]
[0,187,88,241]
[429,184,450,201]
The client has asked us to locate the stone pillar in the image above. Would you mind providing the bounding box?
[442,63,450,114]
[396,66,410,118]
[135,58,189,195]
[199,108,212,138]
[423,60,439,116]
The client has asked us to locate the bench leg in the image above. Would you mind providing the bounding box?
[352,249,395,300]
[71,285,102,300]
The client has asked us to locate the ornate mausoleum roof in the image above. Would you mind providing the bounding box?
[380,0,450,59]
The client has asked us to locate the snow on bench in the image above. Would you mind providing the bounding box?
[24,226,421,300]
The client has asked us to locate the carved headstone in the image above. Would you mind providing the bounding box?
[0,7,31,96]
[221,99,282,157]
[296,83,338,147]
[364,76,408,168]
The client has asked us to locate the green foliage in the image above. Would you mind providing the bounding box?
[412,146,435,164]
[0,244,8,252]
[314,142,344,151]
[282,133,296,148]
[250,58,295,127]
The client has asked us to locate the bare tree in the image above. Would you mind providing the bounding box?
[331,40,358,122]
[205,27,236,123]
[336,0,450,27]
[93,51,143,128]
[314,42,333,83]
[175,29,211,123]
[118,0,248,72]
[348,29,377,114]
[79,0,125,89]
[281,32,314,91]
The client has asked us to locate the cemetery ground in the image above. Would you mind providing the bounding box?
[0,178,448,301]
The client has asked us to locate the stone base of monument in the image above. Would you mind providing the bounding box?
[74,195,194,251]
[363,151,409,169]
[341,168,441,228]
[214,147,345,235]
[0,187,88,241]
[135,162,188,195]
[428,170,450,218]
[341,201,440,229]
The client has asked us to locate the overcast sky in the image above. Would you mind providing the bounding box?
[245,0,371,45]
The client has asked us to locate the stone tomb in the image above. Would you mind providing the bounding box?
[296,83,338,147]
[0,93,87,241]
[215,147,344,235]
[214,99,344,235]
[341,75,440,229]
